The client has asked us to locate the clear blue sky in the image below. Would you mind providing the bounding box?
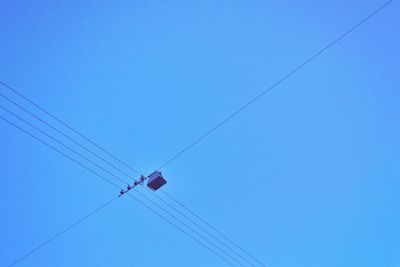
[1,1,399,266]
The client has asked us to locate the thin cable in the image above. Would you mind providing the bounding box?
[0,86,266,264]
[0,92,139,179]
[0,115,122,189]
[0,105,130,186]
[132,188,245,267]
[126,193,235,267]
[161,189,266,267]
[1,115,241,266]
[0,81,142,176]
[156,0,395,170]
[2,2,393,265]
[8,195,119,267]
[145,187,256,266]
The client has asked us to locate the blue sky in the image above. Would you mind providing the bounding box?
[1,1,399,266]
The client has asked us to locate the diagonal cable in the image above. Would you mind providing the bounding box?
[0,115,122,189]
[133,188,246,266]
[1,2,394,266]
[1,116,240,266]
[145,187,256,266]
[126,193,236,267]
[0,92,138,179]
[7,195,119,267]
[0,81,142,176]
[0,98,254,265]
[0,84,264,265]
[161,189,266,267]
[0,105,130,186]
[156,0,395,171]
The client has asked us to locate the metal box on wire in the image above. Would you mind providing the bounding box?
[147,171,167,191]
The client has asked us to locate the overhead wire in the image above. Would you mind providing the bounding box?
[156,0,395,171]
[1,88,256,264]
[0,113,242,266]
[161,189,266,267]
[1,1,394,265]
[145,187,256,267]
[7,196,119,267]
[0,115,122,189]
[0,80,142,176]
[0,92,252,265]
[0,92,138,180]
[153,2,394,265]
[126,193,236,267]
[0,86,263,265]
[133,188,246,267]
[0,105,130,186]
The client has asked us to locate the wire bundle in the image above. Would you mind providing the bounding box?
[1,82,265,267]
[1,1,393,265]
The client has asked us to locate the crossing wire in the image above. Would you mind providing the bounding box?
[156,0,395,171]
[7,196,119,267]
[0,116,239,267]
[0,91,255,265]
[1,1,394,265]
[0,91,264,265]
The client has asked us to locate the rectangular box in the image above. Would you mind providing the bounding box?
[147,171,167,191]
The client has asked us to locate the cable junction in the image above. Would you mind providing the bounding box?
[0,92,247,264]
[1,114,236,266]
[118,171,167,197]
[1,1,394,265]
[119,175,147,196]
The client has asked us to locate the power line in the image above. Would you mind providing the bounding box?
[156,0,395,171]
[1,2,393,266]
[7,195,119,267]
[0,105,130,186]
[0,81,142,176]
[0,92,138,180]
[161,189,266,267]
[133,188,246,267]
[1,116,241,266]
[126,193,236,267]
[0,91,253,265]
[0,115,122,189]
[155,2,396,264]
[0,85,265,265]
[146,187,257,266]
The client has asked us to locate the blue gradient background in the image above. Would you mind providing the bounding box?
[1,1,399,266]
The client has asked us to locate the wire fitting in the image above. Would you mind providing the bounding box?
[119,175,147,197]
